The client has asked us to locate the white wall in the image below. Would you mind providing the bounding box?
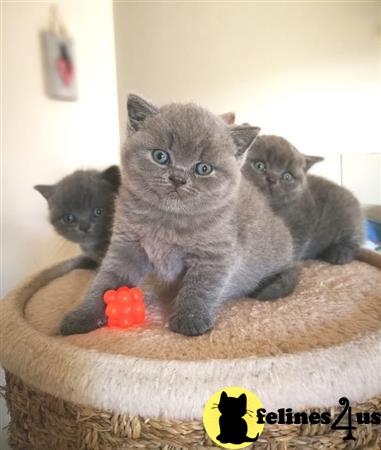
[2,1,120,296]
[113,1,380,194]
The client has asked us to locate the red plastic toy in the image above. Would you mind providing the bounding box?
[103,286,146,328]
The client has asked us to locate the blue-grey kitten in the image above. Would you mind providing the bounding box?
[242,135,364,263]
[60,95,297,337]
[35,166,121,263]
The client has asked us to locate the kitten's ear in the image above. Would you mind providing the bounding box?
[34,184,56,200]
[127,94,159,133]
[219,112,236,125]
[304,155,324,171]
[230,125,261,166]
[220,391,228,402]
[101,165,121,192]
[238,393,247,407]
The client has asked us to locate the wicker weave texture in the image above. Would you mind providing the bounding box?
[3,371,381,450]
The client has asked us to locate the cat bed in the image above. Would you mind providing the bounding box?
[1,250,381,449]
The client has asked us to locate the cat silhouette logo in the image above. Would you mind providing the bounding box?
[203,387,264,449]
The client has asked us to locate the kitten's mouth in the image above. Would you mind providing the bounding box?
[267,183,278,194]
[166,189,182,199]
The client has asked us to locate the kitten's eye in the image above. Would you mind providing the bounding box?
[93,208,103,217]
[282,172,294,182]
[63,213,75,224]
[254,161,266,173]
[152,149,170,165]
[195,162,213,176]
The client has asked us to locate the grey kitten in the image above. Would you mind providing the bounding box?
[242,135,364,263]
[35,166,121,263]
[60,95,296,337]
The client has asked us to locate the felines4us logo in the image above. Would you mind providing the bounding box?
[203,386,381,449]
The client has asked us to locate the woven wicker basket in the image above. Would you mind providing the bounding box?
[2,372,381,449]
[1,250,381,449]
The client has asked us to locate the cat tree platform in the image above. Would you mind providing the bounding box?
[1,250,381,449]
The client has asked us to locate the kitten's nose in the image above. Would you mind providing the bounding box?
[168,175,187,187]
[266,174,277,185]
[78,222,90,232]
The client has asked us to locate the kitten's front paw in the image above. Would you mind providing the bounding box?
[169,308,213,336]
[255,267,299,300]
[320,244,356,265]
[60,308,106,336]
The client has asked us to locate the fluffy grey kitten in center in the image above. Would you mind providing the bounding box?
[35,166,121,263]
[60,95,296,337]
[242,135,364,263]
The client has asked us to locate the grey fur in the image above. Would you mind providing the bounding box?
[254,265,300,301]
[35,166,121,263]
[60,96,296,337]
[242,135,364,263]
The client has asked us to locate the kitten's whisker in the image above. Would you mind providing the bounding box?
[184,186,199,195]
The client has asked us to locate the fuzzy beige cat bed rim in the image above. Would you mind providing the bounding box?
[0,250,381,449]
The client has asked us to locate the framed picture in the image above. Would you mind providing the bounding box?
[41,31,77,101]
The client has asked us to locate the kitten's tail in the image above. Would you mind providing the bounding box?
[32,255,98,289]
[244,433,260,442]
[10,255,98,310]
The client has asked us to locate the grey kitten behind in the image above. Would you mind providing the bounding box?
[60,95,297,337]
[242,135,364,263]
[35,166,121,263]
